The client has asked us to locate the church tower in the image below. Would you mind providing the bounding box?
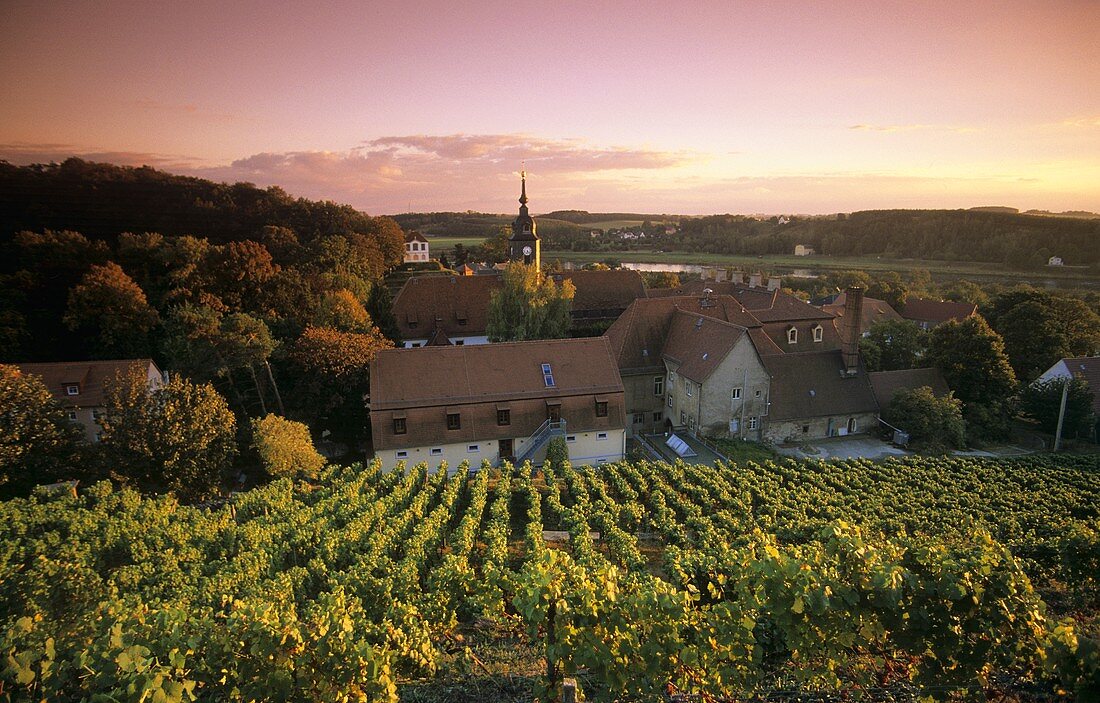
[508,169,539,271]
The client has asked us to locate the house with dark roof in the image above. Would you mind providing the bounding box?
[369,338,626,470]
[899,298,977,330]
[760,350,879,443]
[1036,357,1100,438]
[822,290,903,335]
[14,359,163,442]
[867,367,951,411]
[403,231,430,263]
[392,269,649,347]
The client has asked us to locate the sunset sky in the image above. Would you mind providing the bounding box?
[1,0,1098,215]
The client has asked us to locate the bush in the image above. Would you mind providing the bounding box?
[886,386,966,453]
[251,414,326,480]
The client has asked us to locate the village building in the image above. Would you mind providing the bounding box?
[403,231,430,263]
[369,338,626,470]
[508,169,539,270]
[821,289,903,335]
[899,298,978,330]
[794,243,815,255]
[1035,357,1100,439]
[1048,256,1064,267]
[867,367,952,411]
[14,359,163,442]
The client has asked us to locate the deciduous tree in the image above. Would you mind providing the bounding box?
[250,413,326,479]
[1020,378,1095,438]
[63,262,159,358]
[487,263,575,342]
[99,369,237,501]
[0,364,82,494]
[885,386,966,453]
[859,319,927,372]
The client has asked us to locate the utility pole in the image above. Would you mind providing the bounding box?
[1053,377,1070,452]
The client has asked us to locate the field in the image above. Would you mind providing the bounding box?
[423,236,486,251]
[543,249,1100,285]
[2,455,1098,701]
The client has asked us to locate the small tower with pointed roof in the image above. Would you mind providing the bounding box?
[508,168,539,271]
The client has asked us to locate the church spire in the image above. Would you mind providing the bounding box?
[518,165,529,213]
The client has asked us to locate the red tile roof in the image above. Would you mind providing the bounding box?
[369,338,624,450]
[392,275,500,340]
[868,367,951,410]
[823,291,903,330]
[14,359,160,408]
[662,310,747,383]
[900,298,977,325]
[404,231,429,244]
[762,351,878,421]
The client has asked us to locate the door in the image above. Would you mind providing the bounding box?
[547,405,561,423]
[499,438,514,461]
[847,417,857,434]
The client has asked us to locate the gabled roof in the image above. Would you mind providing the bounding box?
[662,310,747,383]
[404,231,429,244]
[392,275,500,340]
[1046,356,1100,415]
[823,291,903,329]
[554,269,646,313]
[15,359,160,407]
[604,295,761,373]
[900,298,977,324]
[762,351,878,421]
[425,326,452,346]
[868,367,951,410]
[370,337,624,410]
[651,281,832,322]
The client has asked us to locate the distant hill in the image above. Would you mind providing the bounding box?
[0,158,395,245]
[1023,209,1100,220]
[968,206,1019,214]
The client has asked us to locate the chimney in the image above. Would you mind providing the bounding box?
[749,272,763,288]
[842,286,864,376]
[767,277,781,291]
[713,268,728,282]
[729,270,744,284]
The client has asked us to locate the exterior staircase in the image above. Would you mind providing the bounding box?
[515,419,567,465]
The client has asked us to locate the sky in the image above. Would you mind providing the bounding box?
[1,0,1098,215]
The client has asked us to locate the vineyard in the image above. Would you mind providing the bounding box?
[2,455,1099,701]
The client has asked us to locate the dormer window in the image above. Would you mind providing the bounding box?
[595,399,608,417]
[813,325,823,343]
[65,384,80,396]
[787,327,798,345]
[447,412,461,430]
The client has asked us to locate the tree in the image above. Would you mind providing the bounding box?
[925,315,1017,440]
[288,325,392,443]
[885,386,966,453]
[64,262,159,358]
[641,271,680,289]
[0,365,82,494]
[487,263,575,342]
[314,289,372,332]
[99,369,237,501]
[1020,378,1095,438]
[251,414,326,479]
[200,240,280,311]
[858,319,928,372]
[993,293,1100,382]
[866,271,909,310]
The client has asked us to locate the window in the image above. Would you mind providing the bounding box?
[653,412,662,422]
[65,384,79,396]
[787,327,798,344]
[430,447,443,456]
[566,435,576,443]
[597,432,608,440]
[667,395,673,408]
[731,387,742,400]
[497,409,510,426]
[447,412,461,430]
[633,413,644,424]
[680,411,686,424]
[467,444,480,453]
[802,424,810,434]
[653,376,664,396]
[755,389,761,398]
[686,382,693,397]
[688,416,695,431]
[813,325,823,343]
[748,417,758,430]
[541,362,555,387]
[396,450,409,459]
[454,339,464,345]
[595,400,608,417]
[393,418,407,434]
[67,410,78,421]
[92,409,103,420]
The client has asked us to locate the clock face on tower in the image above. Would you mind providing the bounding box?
[522,246,532,256]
